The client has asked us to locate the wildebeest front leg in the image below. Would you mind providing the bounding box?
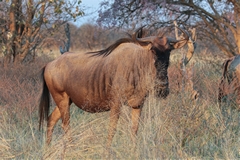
[131,107,142,143]
[107,103,120,147]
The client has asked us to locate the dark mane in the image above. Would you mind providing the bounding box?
[87,38,136,57]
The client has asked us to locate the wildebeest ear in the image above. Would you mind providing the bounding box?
[145,43,152,50]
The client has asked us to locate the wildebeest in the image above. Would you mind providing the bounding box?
[218,55,240,108]
[39,26,191,147]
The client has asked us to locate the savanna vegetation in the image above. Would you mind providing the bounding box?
[1,0,240,159]
[0,48,239,159]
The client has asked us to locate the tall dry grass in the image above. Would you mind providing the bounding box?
[0,52,240,159]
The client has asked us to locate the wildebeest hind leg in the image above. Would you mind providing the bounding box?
[107,103,120,148]
[47,106,61,144]
[47,93,71,144]
[57,98,71,136]
[57,95,71,159]
[131,107,142,143]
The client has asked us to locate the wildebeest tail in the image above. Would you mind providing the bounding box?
[39,67,50,130]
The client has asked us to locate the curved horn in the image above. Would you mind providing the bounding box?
[174,27,196,66]
[176,26,189,40]
[168,27,190,49]
[132,26,156,45]
[135,36,156,43]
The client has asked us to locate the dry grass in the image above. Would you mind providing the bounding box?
[0,51,240,159]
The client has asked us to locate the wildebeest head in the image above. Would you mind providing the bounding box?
[132,26,190,98]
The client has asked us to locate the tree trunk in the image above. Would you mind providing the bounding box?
[4,0,18,66]
[14,54,25,65]
[3,54,12,68]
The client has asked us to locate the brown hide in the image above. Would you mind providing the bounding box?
[44,43,155,112]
